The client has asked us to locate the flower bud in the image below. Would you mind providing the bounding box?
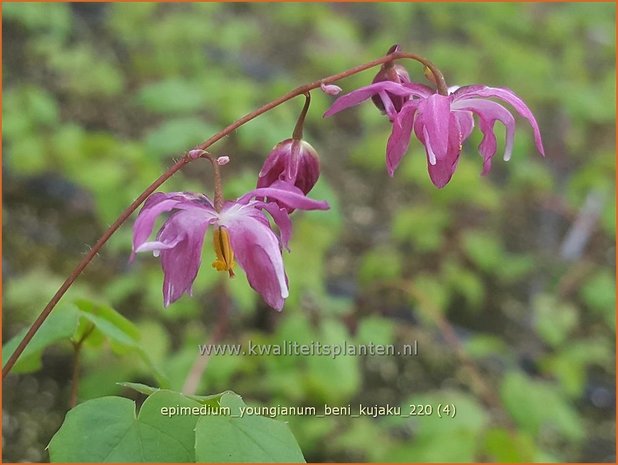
[371,44,411,114]
[257,139,320,195]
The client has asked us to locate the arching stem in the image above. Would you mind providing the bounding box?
[2,49,448,379]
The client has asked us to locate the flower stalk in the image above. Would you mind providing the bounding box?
[3,50,450,379]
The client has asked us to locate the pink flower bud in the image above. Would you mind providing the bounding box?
[216,156,230,165]
[370,45,411,114]
[257,139,320,196]
[320,82,342,96]
[188,149,204,159]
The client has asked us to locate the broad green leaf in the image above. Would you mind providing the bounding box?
[119,381,228,405]
[49,391,202,462]
[195,392,305,463]
[3,305,80,373]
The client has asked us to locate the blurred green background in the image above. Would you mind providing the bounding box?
[2,2,615,462]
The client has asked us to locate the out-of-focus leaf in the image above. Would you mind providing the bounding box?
[533,294,579,348]
[501,371,584,441]
[3,305,80,373]
[483,428,536,462]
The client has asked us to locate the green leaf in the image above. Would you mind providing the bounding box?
[74,298,140,352]
[136,79,206,115]
[3,305,80,373]
[580,270,616,329]
[49,391,202,462]
[392,206,450,252]
[483,428,535,462]
[119,381,228,406]
[143,117,218,159]
[358,246,402,285]
[195,392,305,463]
[385,391,488,462]
[501,371,584,441]
[533,294,579,348]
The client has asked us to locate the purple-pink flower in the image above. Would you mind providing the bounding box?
[257,138,320,195]
[132,182,329,311]
[324,81,545,188]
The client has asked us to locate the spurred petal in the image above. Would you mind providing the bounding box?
[156,211,212,307]
[416,113,463,188]
[386,102,417,176]
[132,192,215,260]
[256,201,293,251]
[453,86,545,156]
[222,212,288,311]
[417,94,452,160]
[453,98,516,173]
[454,110,475,142]
[323,81,416,117]
[239,181,329,211]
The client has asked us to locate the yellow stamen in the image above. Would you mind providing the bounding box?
[212,226,235,278]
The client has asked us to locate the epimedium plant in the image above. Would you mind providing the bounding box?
[3,45,544,462]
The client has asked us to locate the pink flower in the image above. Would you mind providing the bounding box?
[325,81,545,188]
[257,138,320,195]
[132,182,329,310]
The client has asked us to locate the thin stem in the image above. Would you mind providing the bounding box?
[182,282,230,395]
[69,324,95,408]
[197,152,224,212]
[2,49,447,380]
[292,93,311,140]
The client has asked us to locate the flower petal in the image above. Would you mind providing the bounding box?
[386,102,417,176]
[256,201,293,251]
[132,192,215,261]
[156,210,212,307]
[454,110,475,142]
[416,94,451,160]
[453,98,515,173]
[421,113,463,188]
[379,90,397,121]
[239,181,329,211]
[223,213,288,311]
[454,86,545,156]
[323,81,415,117]
[402,82,434,98]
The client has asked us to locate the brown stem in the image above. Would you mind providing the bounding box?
[196,151,225,212]
[2,49,447,380]
[292,93,311,140]
[69,324,95,408]
[182,282,230,395]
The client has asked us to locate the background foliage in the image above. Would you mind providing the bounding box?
[3,2,615,462]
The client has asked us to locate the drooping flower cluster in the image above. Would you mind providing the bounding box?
[324,52,545,188]
[132,182,328,310]
[132,45,545,311]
